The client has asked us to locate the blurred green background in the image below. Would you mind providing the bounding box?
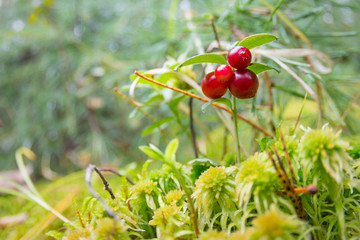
[0,0,359,239]
[0,0,359,175]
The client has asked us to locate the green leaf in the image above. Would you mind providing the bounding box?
[188,158,220,181]
[128,107,139,119]
[190,164,210,181]
[276,56,310,67]
[81,196,93,214]
[246,62,280,74]
[156,72,177,84]
[236,33,278,49]
[347,143,360,159]
[145,194,156,210]
[174,54,226,71]
[201,97,232,112]
[46,230,63,240]
[165,138,179,162]
[274,85,314,100]
[323,88,346,126]
[188,158,220,166]
[203,14,213,19]
[141,117,174,137]
[174,230,194,238]
[256,137,274,151]
[222,153,236,167]
[144,94,164,105]
[149,144,164,157]
[139,146,165,162]
[0,187,30,199]
[169,94,187,108]
[141,160,152,178]
[168,63,180,70]
[129,71,153,85]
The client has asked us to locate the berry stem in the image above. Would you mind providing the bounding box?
[134,71,274,137]
[189,98,199,158]
[232,95,241,163]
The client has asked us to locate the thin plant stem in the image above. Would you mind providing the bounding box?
[14,148,73,225]
[259,0,313,48]
[113,88,168,144]
[263,72,276,133]
[93,167,116,200]
[98,167,135,185]
[85,164,119,219]
[264,0,285,31]
[294,36,323,128]
[170,164,199,236]
[279,130,297,184]
[232,95,241,163]
[293,92,308,133]
[339,92,360,123]
[189,98,199,158]
[210,17,222,50]
[222,127,228,159]
[15,148,38,197]
[214,108,249,157]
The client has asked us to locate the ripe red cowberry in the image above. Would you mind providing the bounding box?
[215,65,233,83]
[227,46,252,69]
[201,72,228,99]
[228,69,259,99]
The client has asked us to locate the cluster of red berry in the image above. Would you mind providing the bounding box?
[201,46,259,99]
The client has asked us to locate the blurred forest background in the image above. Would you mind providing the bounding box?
[0,0,359,175]
[0,0,360,239]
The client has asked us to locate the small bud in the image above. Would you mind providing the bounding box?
[306,184,318,194]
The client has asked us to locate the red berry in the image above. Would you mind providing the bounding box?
[215,65,233,83]
[228,69,259,99]
[201,72,228,99]
[227,46,252,69]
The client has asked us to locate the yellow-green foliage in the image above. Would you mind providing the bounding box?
[94,218,130,240]
[130,179,158,212]
[39,128,360,239]
[300,126,351,184]
[274,135,299,161]
[251,205,305,239]
[149,205,188,234]
[62,228,91,240]
[236,152,279,208]
[192,166,236,220]
[165,190,184,206]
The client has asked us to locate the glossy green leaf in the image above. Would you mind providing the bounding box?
[201,97,232,112]
[236,33,278,49]
[174,54,226,71]
[141,117,174,137]
[246,63,280,74]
